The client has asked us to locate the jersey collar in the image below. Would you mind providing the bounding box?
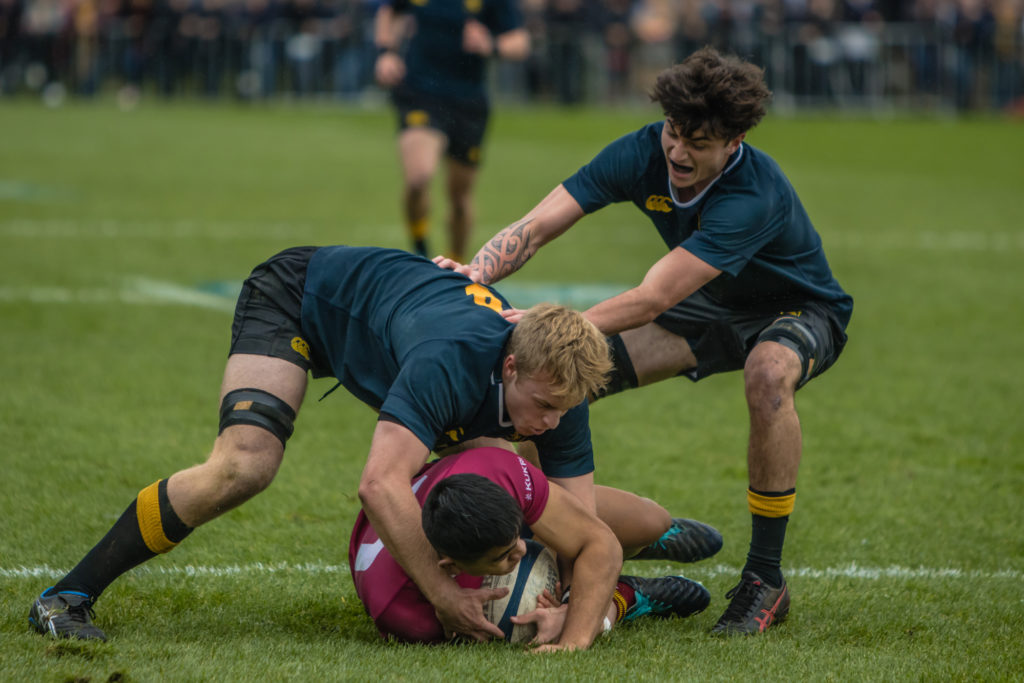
[667,142,745,209]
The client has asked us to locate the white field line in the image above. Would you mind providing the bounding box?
[0,278,235,313]
[0,278,629,311]
[2,219,1024,252]
[2,561,1020,581]
[0,219,323,241]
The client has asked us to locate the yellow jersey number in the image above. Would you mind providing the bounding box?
[464,283,502,314]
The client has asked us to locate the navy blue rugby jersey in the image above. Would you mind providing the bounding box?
[299,246,593,478]
[562,121,853,329]
[386,0,522,99]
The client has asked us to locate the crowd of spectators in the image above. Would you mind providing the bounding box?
[1,0,1022,111]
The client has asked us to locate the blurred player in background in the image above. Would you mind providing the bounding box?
[373,0,529,261]
[351,446,711,650]
[436,47,854,636]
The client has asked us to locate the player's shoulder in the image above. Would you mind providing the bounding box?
[610,120,663,155]
[586,121,663,180]
[723,142,794,196]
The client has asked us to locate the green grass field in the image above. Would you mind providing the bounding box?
[1,98,1022,681]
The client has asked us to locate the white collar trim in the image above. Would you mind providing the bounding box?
[668,143,745,208]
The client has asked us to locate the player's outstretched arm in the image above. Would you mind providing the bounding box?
[469,184,585,286]
[528,481,622,651]
[584,246,721,336]
[358,420,506,641]
[494,27,529,61]
[373,5,407,87]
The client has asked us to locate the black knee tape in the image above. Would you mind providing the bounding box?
[757,317,818,386]
[594,335,639,400]
[219,388,296,447]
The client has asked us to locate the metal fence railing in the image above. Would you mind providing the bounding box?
[2,0,1022,113]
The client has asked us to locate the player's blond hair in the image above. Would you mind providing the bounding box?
[507,303,612,406]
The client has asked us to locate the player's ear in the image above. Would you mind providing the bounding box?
[437,556,460,574]
[503,354,517,380]
[727,133,746,153]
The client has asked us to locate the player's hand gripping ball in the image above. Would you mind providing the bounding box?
[481,540,559,643]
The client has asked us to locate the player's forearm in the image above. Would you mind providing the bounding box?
[559,541,622,649]
[358,478,452,603]
[496,29,529,61]
[584,287,667,336]
[470,218,538,285]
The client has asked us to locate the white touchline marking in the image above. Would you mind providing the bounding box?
[3,562,1020,581]
[128,277,236,313]
[0,278,235,313]
[2,219,1023,252]
[0,219,324,240]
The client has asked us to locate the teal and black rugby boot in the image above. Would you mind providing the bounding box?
[619,575,710,621]
[632,518,723,563]
[710,571,790,635]
[29,588,107,641]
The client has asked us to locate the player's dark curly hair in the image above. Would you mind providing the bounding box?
[422,473,524,563]
[650,46,772,141]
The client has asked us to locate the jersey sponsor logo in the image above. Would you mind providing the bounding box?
[644,195,673,213]
[464,0,481,12]
[517,456,534,501]
[290,336,311,361]
[406,110,430,127]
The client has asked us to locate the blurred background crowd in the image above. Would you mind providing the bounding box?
[1,0,1022,112]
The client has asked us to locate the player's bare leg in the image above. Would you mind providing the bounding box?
[712,340,802,635]
[445,158,478,263]
[594,486,671,556]
[398,127,445,257]
[744,341,803,493]
[618,323,697,386]
[29,353,307,641]
[167,354,308,526]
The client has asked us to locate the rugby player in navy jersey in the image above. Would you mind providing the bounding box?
[28,246,720,646]
[436,47,854,635]
[351,447,711,650]
[373,0,529,261]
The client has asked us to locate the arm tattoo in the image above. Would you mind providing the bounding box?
[472,219,535,284]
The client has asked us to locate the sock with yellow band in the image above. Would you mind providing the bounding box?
[409,218,429,257]
[743,487,795,589]
[51,479,192,600]
[612,584,631,622]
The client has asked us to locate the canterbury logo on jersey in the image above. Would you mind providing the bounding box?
[645,195,673,213]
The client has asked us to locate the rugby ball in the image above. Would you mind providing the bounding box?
[481,539,559,643]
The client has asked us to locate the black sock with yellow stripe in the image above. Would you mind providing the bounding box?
[743,487,796,588]
[53,479,192,599]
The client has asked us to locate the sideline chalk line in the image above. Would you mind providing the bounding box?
[3,218,1023,252]
[2,562,1020,581]
[0,278,629,311]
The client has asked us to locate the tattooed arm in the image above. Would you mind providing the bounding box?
[470,184,586,285]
